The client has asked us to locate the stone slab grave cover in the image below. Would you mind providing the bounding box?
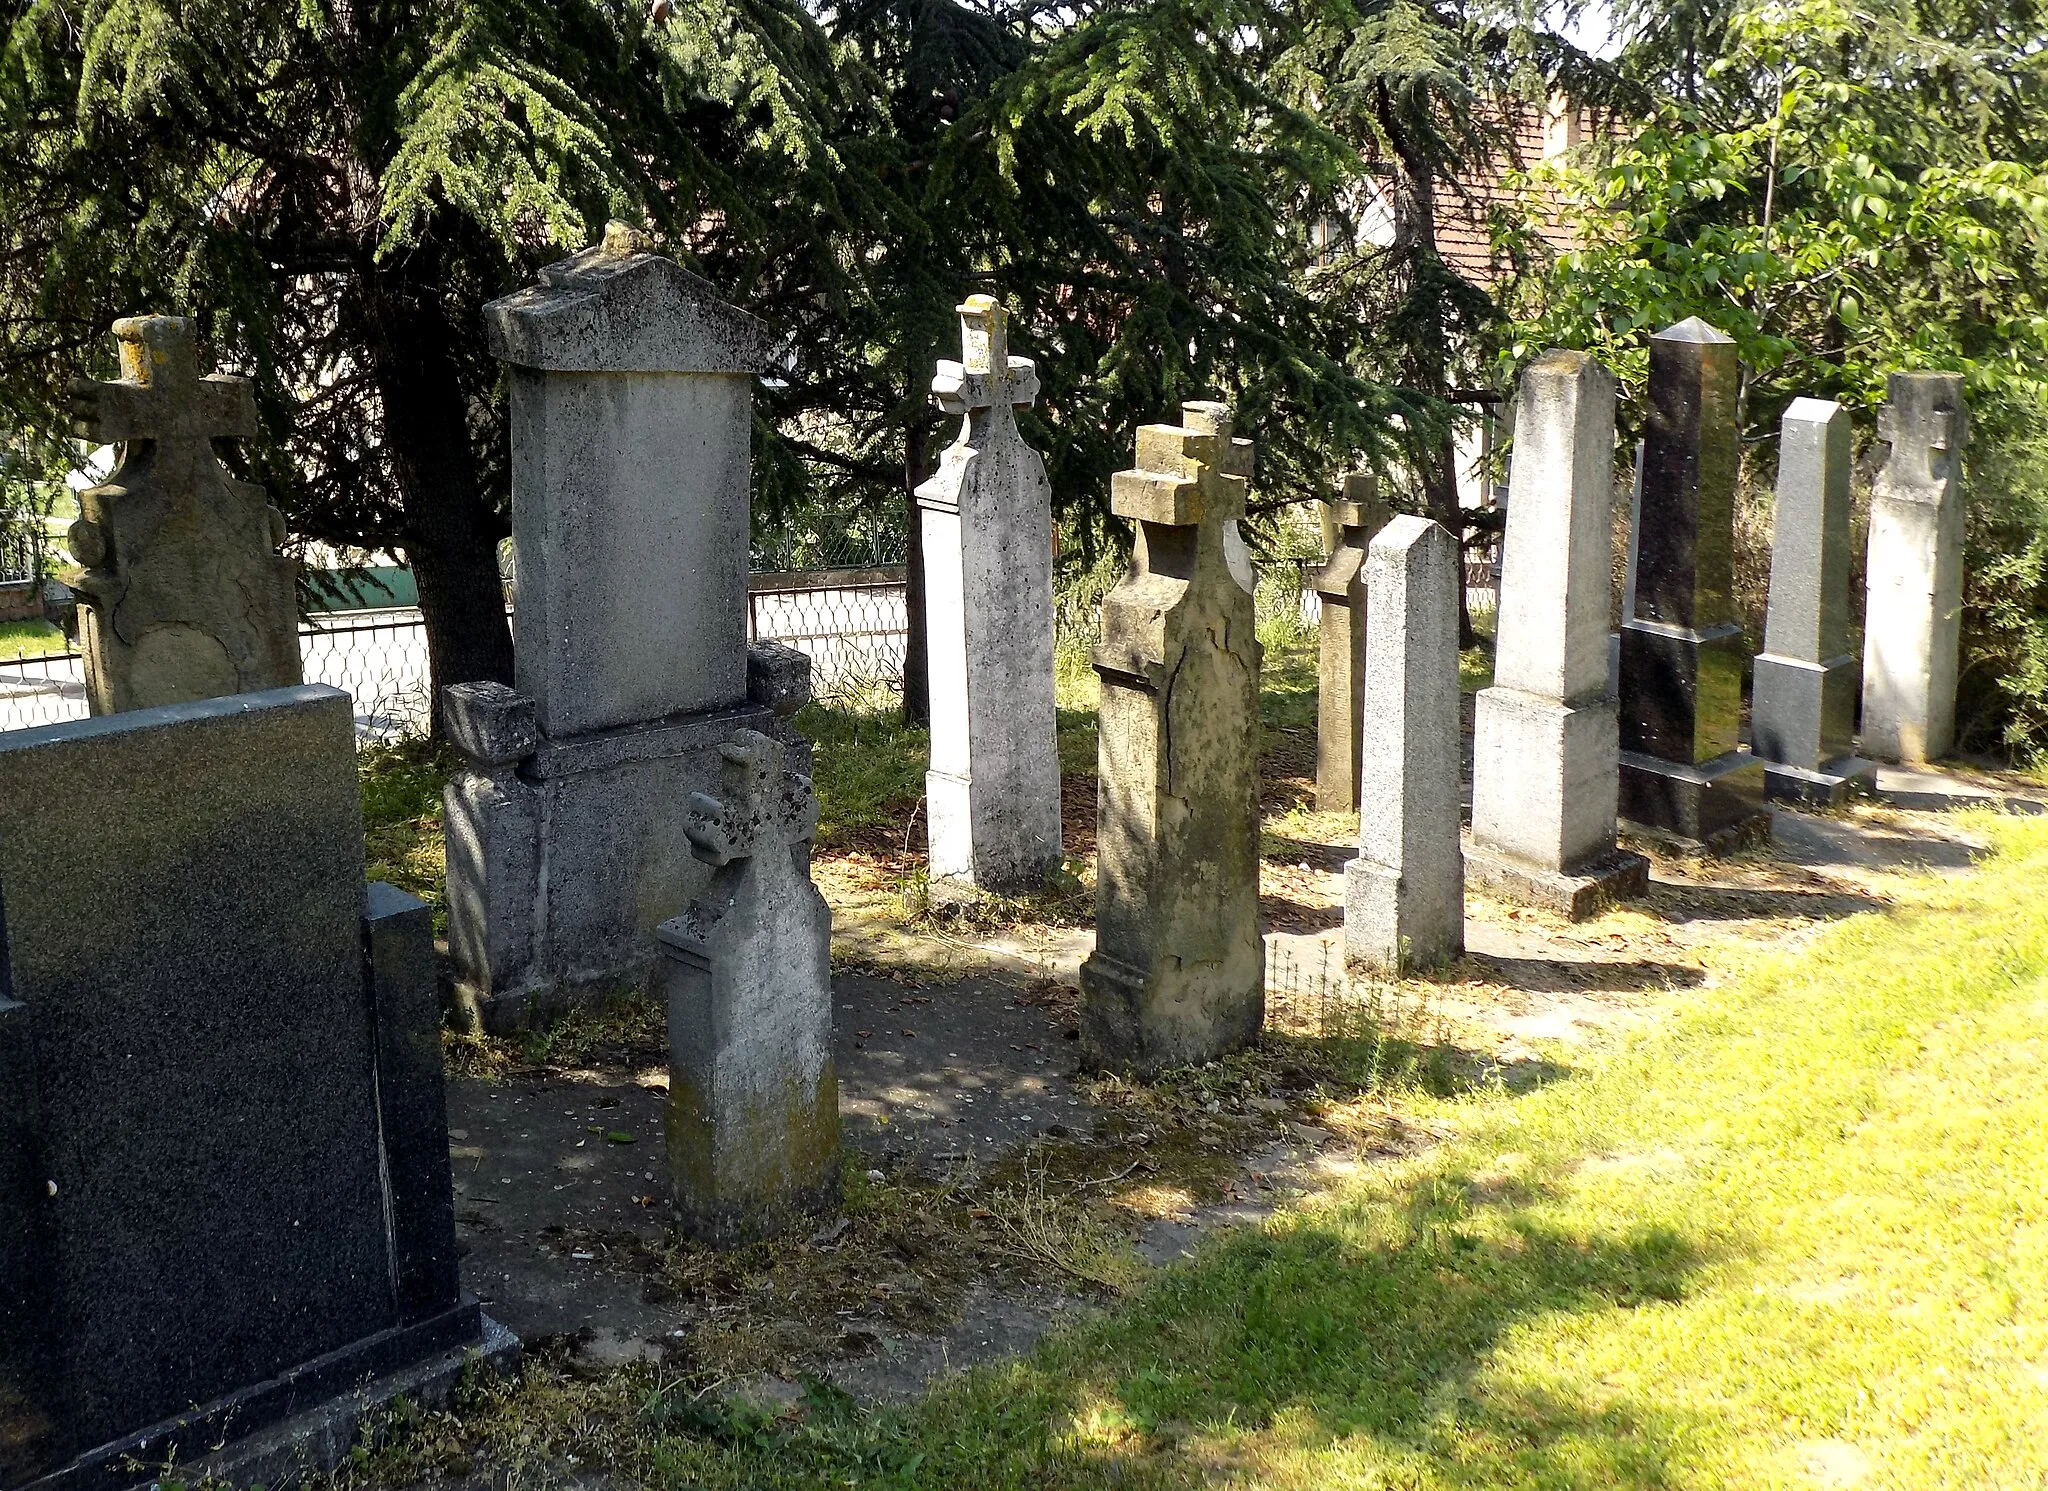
[0,686,505,1491]
[1313,471,1390,812]
[1615,318,1770,850]
[915,295,1061,897]
[1467,350,1648,917]
[1752,398,1878,802]
[63,315,300,714]
[1079,402,1264,1074]
[1345,517,1465,971]
[656,730,838,1247]
[444,224,814,1032]
[1861,372,1969,764]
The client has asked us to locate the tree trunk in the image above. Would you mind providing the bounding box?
[901,417,931,725]
[1420,429,1478,649]
[362,265,514,733]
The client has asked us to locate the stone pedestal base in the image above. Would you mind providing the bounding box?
[24,1305,513,1491]
[926,767,1061,900]
[1762,754,1878,807]
[1343,857,1463,973]
[1619,747,1771,851]
[1462,837,1650,921]
[1077,949,1264,1076]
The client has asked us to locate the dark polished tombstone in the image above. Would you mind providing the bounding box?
[0,686,508,1491]
[1751,398,1877,803]
[1616,319,1771,847]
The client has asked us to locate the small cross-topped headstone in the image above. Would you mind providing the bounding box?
[916,295,1061,898]
[65,315,300,714]
[1861,372,1969,763]
[1312,470,1389,811]
[655,729,838,1247]
[1079,401,1264,1074]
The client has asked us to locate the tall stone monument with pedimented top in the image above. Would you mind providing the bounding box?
[1313,470,1389,812]
[1616,318,1770,850]
[1861,372,1969,764]
[442,224,817,1032]
[1468,350,1648,916]
[656,729,838,1247]
[1753,398,1876,801]
[65,315,300,714]
[1079,402,1264,1074]
[915,296,1062,897]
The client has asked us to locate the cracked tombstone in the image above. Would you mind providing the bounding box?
[443,224,811,1032]
[1753,398,1878,801]
[64,315,300,714]
[1467,350,1648,917]
[654,729,839,1248]
[1345,517,1465,972]
[1615,318,1770,850]
[1313,470,1390,812]
[915,295,1062,898]
[1860,372,1969,764]
[1079,401,1264,1074]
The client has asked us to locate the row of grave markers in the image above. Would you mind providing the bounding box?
[0,231,1968,1490]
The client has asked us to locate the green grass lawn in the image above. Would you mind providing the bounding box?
[408,810,2048,1491]
[0,618,66,658]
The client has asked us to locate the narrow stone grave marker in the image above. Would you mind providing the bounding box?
[1616,318,1770,850]
[1079,402,1264,1074]
[1313,470,1390,812]
[656,729,838,1247]
[1753,398,1877,801]
[915,295,1062,897]
[443,225,816,1031]
[64,315,300,714]
[1345,516,1464,971]
[0,686,505,1491]
[1861,372,1969,764]
[1468,350,1648,917]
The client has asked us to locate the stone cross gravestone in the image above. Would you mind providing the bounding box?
[444,226,817,1032]
[64,316,300,714]
[1079,402,1264,1074]
[1861,372,1969,764]
[1615,318,1770,850]
[0,686,505,1491]
[1345,517,1464,971]
[915,295,1062,897]
[1313,471,1390,812]
[655,730,838,1247]
[1752,398,1877,801]
[1467,351,1648,917]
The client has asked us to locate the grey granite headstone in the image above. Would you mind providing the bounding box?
[1345,517,1464,971]
[1753,398,1877,801]
[1313,471,1389,812]
[915,296,1062,896]
[655,730,838,1247]
[446,226,816,1031]
[65,316,300,715]
[1079,403,1264,1074]
[0,686,497,1491]
[1861,372,1969,764]
[1468,351,1647,917]
[1615,318,1770,850]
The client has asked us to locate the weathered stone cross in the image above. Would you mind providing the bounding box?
[1877,392,1968,487]
[71,315,259,467]
[931,294,1039,419]
[1112,400,1251,529]
[684,730,819,868]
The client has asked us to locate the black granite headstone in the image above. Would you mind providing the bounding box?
[0,687,485,1491]
[1616,319,1770,846]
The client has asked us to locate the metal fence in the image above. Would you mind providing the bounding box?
[0,567,912,738]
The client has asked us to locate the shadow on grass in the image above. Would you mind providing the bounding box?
[751,1168,1714,1491]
